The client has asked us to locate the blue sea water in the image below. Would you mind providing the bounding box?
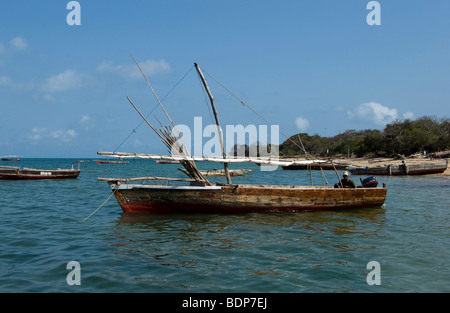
[0,158,449,293]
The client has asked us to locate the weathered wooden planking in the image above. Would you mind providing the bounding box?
[109,183,387,214]
[179,168,253,177]
[0,166,80,180]
[349,162,447,175]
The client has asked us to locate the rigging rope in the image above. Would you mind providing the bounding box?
[196,70,215,127]
[112,65,195,152]
[99,162,119,178]
[83,190,117,222]
[112,63,309,157]
[200,67,309,157]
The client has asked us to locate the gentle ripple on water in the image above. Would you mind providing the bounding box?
[0,159,449,292]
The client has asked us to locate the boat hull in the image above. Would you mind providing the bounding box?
[0,167,80,180]
[156,160,180,164]
[349,162,447,176]
[282,163,349,170]
[180,168,253,177]
[108,183,387,214]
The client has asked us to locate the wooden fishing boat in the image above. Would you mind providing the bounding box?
[282,161,350,170]
[98,178,387,214]
[1,156,21,162]
[431,150,450,158]
[156,160,180,164]
[95,157,129,164]
[179,168,253,177]
[0,165,80,180]
[95,160,129,164]
[348,161,448,176]
[98,60,387,214]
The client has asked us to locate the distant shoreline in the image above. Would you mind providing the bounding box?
[3,156,449,176]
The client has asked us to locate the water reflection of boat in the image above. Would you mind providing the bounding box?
[114,207,387,236]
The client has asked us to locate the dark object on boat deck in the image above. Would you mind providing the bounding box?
[360,176,378,188]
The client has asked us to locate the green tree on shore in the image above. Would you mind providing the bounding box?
[279,116,450,158]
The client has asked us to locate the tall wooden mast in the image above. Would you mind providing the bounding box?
[194,63,232,184]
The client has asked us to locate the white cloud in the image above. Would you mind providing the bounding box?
[347,102,398,126]
[133,139,144,147]
[9,37,27,50]
[29,128,77,142]
[79,115,96,130]
[97,59,171,79]
[79,115,90,123]
[29,128,47,141]
[41,94,57,102]
[403,111,414,120]
[0,75,34,91]
[50,129,77,142]
[0,76,12,86]
[41,69,84,92]
[295,116,310,132]
[0,37,27,65]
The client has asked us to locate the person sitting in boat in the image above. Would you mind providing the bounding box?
[334,171,356,188]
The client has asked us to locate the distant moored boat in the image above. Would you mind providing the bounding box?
[1,155,21,161]
[348,161,448,176]
[95,159,129,164]
[0,166,80,180]
[0,161,82,180]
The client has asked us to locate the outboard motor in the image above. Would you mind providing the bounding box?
[360,176,378,187]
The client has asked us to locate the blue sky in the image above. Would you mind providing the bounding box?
[0,0,449,158]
